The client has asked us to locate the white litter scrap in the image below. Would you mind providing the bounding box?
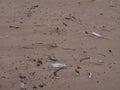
[52,63,67,68]
[88,72,93,78]
[20,81,25,89]
[92,32,102,37]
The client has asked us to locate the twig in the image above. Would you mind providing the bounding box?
[97,53,106,57]
[80,57,90,62]
[53,67,65,76]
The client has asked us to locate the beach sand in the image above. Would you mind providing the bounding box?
[0,0,120,90]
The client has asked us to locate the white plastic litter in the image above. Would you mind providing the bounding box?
[20,81,25,89]
[52,63,67,68]
[92,32,102,37]
[88,72,92,78]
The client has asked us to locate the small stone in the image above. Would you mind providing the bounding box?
[108,50,112,53]
[33,85,37,89]
[39,84,44,88]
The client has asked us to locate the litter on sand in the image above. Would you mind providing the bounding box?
[48,42,58,49]
[27,5,39,17]
[20,81,25,89]
[88,72,93,78]
[52,63,67,68]
[92,32,102,37]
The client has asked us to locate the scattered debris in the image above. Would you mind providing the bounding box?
[53,65,66,77]
[9,26,20,29]
[86,59,104,65]
[108,50,112,53]
[65,17,71,20]
[63,22,67,26]
[32,83,46,89]
[92,32,102,38]
[53,67,65,77]
[39,83,46,88]
[39,84,44,88]
[64,15,76,21]
[27,5,39,17]
[29,72,35,76]
[48,43,58,49]
[55,27,60,34]
[85,31,89,34]
[19,75,26,79]
[88,72,92,78]
[75,69,80,76]
[80,57,90,62]
[43,55,58,62]
[30,5,39,9]
[32,85,37,89]
[36,60,43,66]
[77,66,81,69]
[97,53,106,57]
[20,81,26,90]
[52,63,67,68]
[26,11,32,17]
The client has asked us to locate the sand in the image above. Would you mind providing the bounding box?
[0,0,120,90]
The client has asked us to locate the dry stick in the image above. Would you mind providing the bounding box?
[80,57,90,62]
[96,53,106,57]
[63,22,67,26]
[53,67,65,76]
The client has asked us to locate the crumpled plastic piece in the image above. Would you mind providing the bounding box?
[52,63,67,68]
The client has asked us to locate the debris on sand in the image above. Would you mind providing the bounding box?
[39,83,46,88]
[32,85,37,89]
[19,75,26,79]
[63,22,67,26]
[92,32,102,38]
[9,26,20,29]
[36,59,43,66]
[53,66,67,77]
[96,53,106,57]
[108,50,112,53]
[52,63,67,68]
[75,69,80,76]
[48,42,58,49]
[80,57,90,62]
[27,5,39,17]
[20,81,26,90]
[88,72,93,78]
